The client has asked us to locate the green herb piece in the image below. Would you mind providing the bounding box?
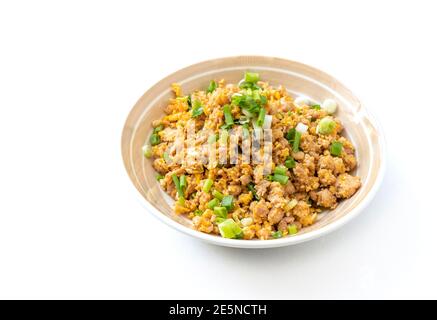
[218,219,242,239]
[208,198,220,209]
[223,104,234,126]
[274,165,288,175]
[288,224,298,235]
[271,231,283,239]
[330,141,343,156]
[214,206,228,219]
[207,80,217,93]
[212,190,224,201]
[257,107,266,127]
[203,178,214,192]
[272,174,289,185]
[293,131,301,152]
[172,174,184,198]
[221,195,234,211]
[284,157,296,169]
[191,100,204,118]
[149,133,160,146]
[247,183,260,201]
[244,72,260,83]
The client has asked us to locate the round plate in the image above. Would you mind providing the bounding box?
[121,56,386,248]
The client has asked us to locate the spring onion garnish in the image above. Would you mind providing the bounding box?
[191,100,204,118]
[218,219,243,239]
[330,141,343,157]
[142,145,152,158]
[272,174,289,185]
[311,104,321,110]
[153,125,163,133]
[178,196,185,206]
[214,206,228,219]
[223,104,234,126]
[321,98,337,114]
[274,165,288,176]
[257,107,266,127]
[294,96,311,106]
[203,178,213,192]
[207,80,217,93]
[244,72,260,83]
[284,157,296,169]
[293,131,301,152]
[286,128,296,141]
[316,117,336,135]
[208,198,220,209]
[288,224,298,235]
[247,183,260,201]
[271,231,283,239]
[163,152,171,164]
[156,174,164,181]
[221,195,234,211]
[295,122,308,133]
[179,175,187,189]
[172,174,184,198]
[149,133,160,146]
[212,190,224,201]
[194,210,203,216]
[286,199,298,210]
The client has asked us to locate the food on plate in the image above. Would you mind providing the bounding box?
[142,72,361,240]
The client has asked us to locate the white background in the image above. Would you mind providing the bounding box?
[1,0,436,299]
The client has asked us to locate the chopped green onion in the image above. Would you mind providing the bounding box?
[293,131,301,152]
[156,174,164,181]
[274,165,288,175]
[172,174,184,198]
[142,145,152,158]
[247,183,259,201]
[286,128,296,141]
[272,174,289,185]
[257,107,266,127]
[223,104,234,126]
[266,175,273,181]
[212,190,224,201]
[244,72,260,83]
[221,195,234,211]
[194,209,203,216]
[153,125,164,133]
[203,178,214,192]
[218,219,242,239]
[271,231,283,239]
[191,100,204,118]
[208,198,220,209]
[178,196,185,206]
[207,80,217,93]
[149,133,160,146]
[288,224,298,235]
[163,152,171,164]
[179,175,187,189]
[286,199,298,210]
[214,206,228,219]
[311,104,321,110]
[285,157,296,169]
[317,117,336,135]
[330,141,343,157]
